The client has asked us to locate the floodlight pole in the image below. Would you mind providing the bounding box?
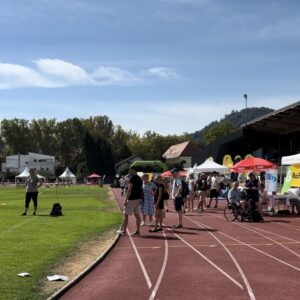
[244,94,248,109]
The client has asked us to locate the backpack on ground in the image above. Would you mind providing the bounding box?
[50,203,63,217]
[181,180,190,198]
[250,210,261,222]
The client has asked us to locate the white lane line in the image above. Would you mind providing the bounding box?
[167,228,244,290]
[240,223,300,243]
[207,212,300,244]
[275,222,300,232]
[218,231,300,272]
[117,243,274,249]
[0,216,38,236]
[127,229,152,289]
[238,224,300,259]
[149,232,169,300]
[186,217,255,300]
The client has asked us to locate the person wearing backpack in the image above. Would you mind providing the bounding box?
[171,168,183,228]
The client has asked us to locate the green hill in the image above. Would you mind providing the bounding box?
[191,107,274,142]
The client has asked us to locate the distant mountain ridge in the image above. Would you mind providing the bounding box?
[191,107,274,142]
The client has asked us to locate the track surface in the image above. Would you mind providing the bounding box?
[61,189,300,300]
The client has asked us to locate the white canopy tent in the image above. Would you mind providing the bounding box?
[193,159,229,173]
[59,167,76,183]
[281,153,300,165]
[16,166,30,178]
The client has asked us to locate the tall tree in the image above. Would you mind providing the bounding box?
[84,133,115,178]
[56,118,86,170]
[82,115,114,140]
[30,118,58,154]
[0,118,32,154]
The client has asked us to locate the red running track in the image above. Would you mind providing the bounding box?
[60,188,300,300]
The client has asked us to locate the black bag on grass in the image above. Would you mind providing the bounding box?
[50,203,63,217]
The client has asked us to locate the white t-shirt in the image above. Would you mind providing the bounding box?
[210,176,219,190]
[172,178,182,199]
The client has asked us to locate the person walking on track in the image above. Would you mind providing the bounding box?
[117,166,143,236]
[21,168,43,216]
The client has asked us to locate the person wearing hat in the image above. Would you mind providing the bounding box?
[117,166,143,236]
[171,168,183,228]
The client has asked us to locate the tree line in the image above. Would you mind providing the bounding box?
[0,116,190,179]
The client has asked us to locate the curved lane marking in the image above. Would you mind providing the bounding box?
[238,224,300,258]
[167,228,244,290]
[218,231,300,272]
[275,222,300,232]
[149,231,169,300]
[239,223,299,243]
[127,229,152,289]
[186,217,255,300]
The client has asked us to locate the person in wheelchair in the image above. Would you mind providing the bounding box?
[228,181,247,213]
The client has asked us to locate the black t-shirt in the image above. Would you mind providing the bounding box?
[245,179,259,202]
[128,174,143,200]
[197,179,209,191]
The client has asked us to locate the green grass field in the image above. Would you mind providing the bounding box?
[0,185,121,300]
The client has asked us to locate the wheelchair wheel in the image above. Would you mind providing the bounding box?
[224,204,238,222]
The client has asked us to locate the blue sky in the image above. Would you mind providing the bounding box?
[0,0,300,135]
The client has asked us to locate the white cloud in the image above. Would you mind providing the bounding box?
[146,67,178,79]
[35,58,94,85]
[0,59,177,90]
[92,66,140,85]
[0,63,56,89]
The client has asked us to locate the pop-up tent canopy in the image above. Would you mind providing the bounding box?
[16,166,30,178]
[193,159,228,173]
[59,167,76,183]
[87,173,101,179]
[281,153,300,165]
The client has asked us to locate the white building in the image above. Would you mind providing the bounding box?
[2,152,56,174]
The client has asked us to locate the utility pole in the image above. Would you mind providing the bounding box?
[243,94,248,109]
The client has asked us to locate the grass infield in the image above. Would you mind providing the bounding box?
[0,185,121,300]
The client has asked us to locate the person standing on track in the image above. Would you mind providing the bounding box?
[149,175,165,232]
[171,168,183,228]
[117,166,143,236]
[207,171,220,208]
[140,174,157,226]
[21,168,43,216]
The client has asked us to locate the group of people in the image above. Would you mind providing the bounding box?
[117,167,233,236]
[117,167,279,235]
[117,166,171,236]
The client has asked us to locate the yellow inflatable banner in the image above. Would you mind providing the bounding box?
[223,154,233,167]
[291,165,300,187]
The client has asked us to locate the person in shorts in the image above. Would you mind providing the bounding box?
[21,168,43,216]
[117,166,143,236]
[207,171,220,208]
[171,168,183,228]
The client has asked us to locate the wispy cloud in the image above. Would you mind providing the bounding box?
[92,66,141,85]
[0,63,56,89]
[146,67,178,79]
[0,59,178,90]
